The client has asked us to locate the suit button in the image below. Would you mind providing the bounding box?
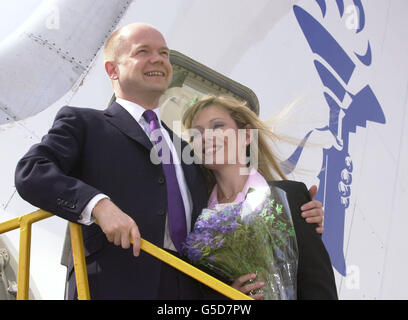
[157,209,165,216]
[158,177,165,184]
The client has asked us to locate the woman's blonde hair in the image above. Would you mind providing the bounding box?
[182,95,287,192]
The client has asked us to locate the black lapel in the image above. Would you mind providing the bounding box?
[104,102,153,150]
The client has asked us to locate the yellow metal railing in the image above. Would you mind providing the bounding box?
[0,210,251,300]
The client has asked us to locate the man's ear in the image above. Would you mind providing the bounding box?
[105,61,118,80]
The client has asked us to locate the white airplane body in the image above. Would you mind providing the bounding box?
[0,0,407,299]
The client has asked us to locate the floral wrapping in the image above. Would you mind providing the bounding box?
[183,186,299,300]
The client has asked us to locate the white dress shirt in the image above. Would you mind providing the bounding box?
[77,97,193,252]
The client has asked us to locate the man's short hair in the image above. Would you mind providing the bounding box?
[104,28,126,62]
[104,23,162,63]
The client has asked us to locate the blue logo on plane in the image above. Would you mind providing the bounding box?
[283,1,386,276]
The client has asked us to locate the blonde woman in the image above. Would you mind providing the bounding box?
[182,95,337,299]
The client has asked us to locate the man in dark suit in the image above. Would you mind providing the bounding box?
[14,23,327,299]
[15,23,209,299]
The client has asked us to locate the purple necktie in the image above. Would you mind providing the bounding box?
[142,110,187,252]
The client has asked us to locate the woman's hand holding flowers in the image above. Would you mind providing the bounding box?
[231,273,265,300]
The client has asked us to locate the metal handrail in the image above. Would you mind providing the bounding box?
[0,210,251,300]
[0,210,53,299]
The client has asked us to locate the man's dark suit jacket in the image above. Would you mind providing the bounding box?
[14,102,208,299]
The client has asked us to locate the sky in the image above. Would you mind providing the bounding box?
[0,0,43,42]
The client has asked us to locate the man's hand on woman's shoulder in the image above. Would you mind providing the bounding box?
[300,185,325,234]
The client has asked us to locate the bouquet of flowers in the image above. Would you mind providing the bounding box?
[183,187,299,300]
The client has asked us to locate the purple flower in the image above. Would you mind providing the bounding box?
[187,247,202,262]
[184,202,245,262]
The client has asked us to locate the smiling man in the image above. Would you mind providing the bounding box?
[14,23,325,300]
[15,23,210,299]
[104,23,173,108]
